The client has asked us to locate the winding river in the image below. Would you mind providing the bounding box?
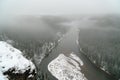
[39,24,117,80]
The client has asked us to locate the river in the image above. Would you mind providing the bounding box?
[39,25,117,80]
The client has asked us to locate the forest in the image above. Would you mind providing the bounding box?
[78,15,120,80]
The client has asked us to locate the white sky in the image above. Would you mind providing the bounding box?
[0,0,120,15]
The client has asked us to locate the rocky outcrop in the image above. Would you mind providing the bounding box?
[0,41,36,80]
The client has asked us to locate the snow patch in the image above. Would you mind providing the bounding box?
[69,52,84,66]
[48,53,87,80]
[0,70,8,80]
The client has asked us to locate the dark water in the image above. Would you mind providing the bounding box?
[39,26,117,80]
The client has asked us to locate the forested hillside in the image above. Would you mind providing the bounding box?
[78,15,120,80]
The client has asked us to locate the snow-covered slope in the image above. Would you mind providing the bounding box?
[0,41,36,80]
[48,53,87,80]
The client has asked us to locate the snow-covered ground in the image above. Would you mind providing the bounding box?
[0,41,36,80]
[48,53,87,80]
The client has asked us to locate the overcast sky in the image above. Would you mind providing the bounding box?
[0,0,120,16]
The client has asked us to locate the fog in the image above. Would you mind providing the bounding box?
[0,0,120,80]
[0,0,120,42]
[0,0,120,27]
[0,0,120,16]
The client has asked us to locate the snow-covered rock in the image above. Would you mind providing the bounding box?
[0,41,36,80]
[48,53,87,80]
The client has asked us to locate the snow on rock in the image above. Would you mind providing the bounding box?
[48,53,87,80]
[0,41,36,80]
